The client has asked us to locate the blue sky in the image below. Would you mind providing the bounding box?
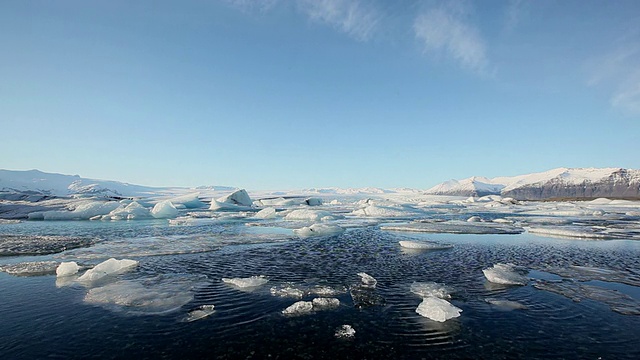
[1,0,639,189]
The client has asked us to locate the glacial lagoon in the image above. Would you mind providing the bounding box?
[1,195,640,359]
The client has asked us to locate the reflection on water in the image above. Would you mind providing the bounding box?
[0,221,639,359]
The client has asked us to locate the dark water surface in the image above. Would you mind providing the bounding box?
[1,220,639,359]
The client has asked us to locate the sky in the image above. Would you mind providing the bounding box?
[1,0,639,190]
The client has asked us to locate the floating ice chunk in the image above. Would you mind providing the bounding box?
[84,274,204,315]
[169,193,205,209]
[309,285,347,296]
[305,197,323,206]
[525,226,613,240]
[415,297,462,322]
[0,261,58,276]
[77,258,138,282]
[284,209,335,221]
[183,305,216,322]
[216,189,253,207]
[483,263,528,286]
[410,282,452,299]
[492,218,512,224]
[357,272,377,288]
[151,200,179,219]
[399,240,453,250]
[485,298,528,310]
[335,325,355,339]
[256,197,298,206]
[254,207,277,219]
[282,301,314,316]
[382,221,524,234]
[270,284,306,299]
[312,297,340,310]
[293,224,345,238]
[222,275,269,288]
[467,216,482,222]
[104,201,152,221]
[351,205,410,217]
[56,261,80,277]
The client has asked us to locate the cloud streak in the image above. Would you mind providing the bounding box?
[413,2,489,74]
[587,44,640,116]
[296,0,381,41]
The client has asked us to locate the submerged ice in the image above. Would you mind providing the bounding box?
[222,276,269,288]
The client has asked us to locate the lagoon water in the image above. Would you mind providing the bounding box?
[1,215,640,359]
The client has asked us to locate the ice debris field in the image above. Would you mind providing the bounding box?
[1,183,640,358]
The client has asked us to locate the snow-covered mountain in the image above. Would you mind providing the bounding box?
[426,168,640,200]
[0,169,171,198]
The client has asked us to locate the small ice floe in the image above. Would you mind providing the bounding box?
[150,200,179,219]
[415,297,462,322]
[399,240,453,250]
[254,207,277,219]
[282,301,314,316]
[0,219,21,224]
[308,284,347,296]
[485,298,528,310]
[525,226,614,240]
[357,272,377,288]
[311,297,340,310]
[183,305,216,322]
[77,258,138,282]
[305,198,323,206]
[351,205,412,218]
[222,275,269,288]
[0,234,93,256]
[381,221,524,234]
[284,209,336,222]
[483,263,528,286]
[84,274,205,315]
[293,224,344,238]
[467,216,482,222]
[534,280,640,315]
[270,284,306,299]
[56,261,80,277]
[335,325,356,339]
[0,261,58,276]
[410,282,452,299]
[282,298,341,316]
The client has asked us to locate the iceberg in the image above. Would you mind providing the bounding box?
[222,276,269,288]
[282,301,314,316]
[415,297,462,322]
[410,282,452,299]
[56,261,80,277]
[293,224,345,238]
[216,189,252,207]
[483,263,528,286]
[284,209,335,221]
[150,200,179,219]
[305,198,323,206]
[351,205,412,217]
[335,325,356,339]
[102,201,152,221]
[254,207,277,219]
[77,258,138,282]
[168,193,205,209]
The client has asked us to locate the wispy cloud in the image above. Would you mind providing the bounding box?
[296,0,381,41]
[504,0,527,33]
[413,2,489,74]
[223,0,280,13]
[586,44,640,116]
